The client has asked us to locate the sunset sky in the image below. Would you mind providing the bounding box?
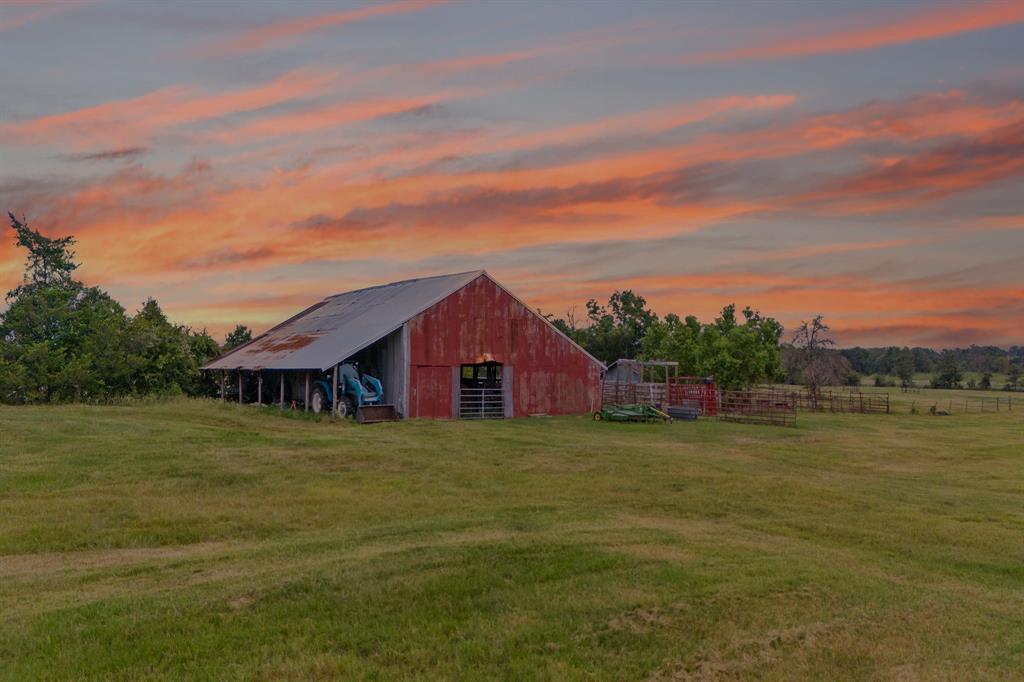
[1,0,1022,348]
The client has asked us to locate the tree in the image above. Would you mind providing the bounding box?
[1,214,130,402]
[223,324,253,351]
[6,212,80,297]
[930,351,963,389]
[187,329,222,396]
[894,348,915,390]
[790,316,836,403]
[979,372,992,390]
[640,304,784,390]
[123,298,199,396]
[1007,364,1021,391]
[567,290,657,364]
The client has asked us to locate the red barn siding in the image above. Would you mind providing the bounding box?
[406,275,601,418]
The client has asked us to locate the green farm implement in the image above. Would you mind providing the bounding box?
[593,403,672,423]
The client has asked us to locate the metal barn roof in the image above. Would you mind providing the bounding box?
[203,270,484,371]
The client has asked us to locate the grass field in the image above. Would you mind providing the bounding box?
[1,398,1022,680]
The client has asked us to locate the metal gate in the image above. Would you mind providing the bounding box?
[459,387,505,419]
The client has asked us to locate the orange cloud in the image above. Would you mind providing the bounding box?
[1,69,334,148]
[207,0,449,57]
[210,91,463,145]
[969,215,1024,232]
[800,120,1024,212]
[681,0,1024,64]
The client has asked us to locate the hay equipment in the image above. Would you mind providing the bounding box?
[593,403,672,423]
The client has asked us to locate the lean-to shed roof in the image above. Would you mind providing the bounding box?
[203,270,484,371]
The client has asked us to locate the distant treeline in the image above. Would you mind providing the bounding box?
[838,345,1024,376]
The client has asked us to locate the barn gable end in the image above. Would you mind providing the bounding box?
[406,273,602,418]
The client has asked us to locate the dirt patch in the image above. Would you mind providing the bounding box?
[608,606,675,634]
[649,620,842,681]
[0,540,245,579]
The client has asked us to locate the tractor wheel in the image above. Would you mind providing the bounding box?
[310,386,328,414]
[593,411,603,421]
[335,398,354,418]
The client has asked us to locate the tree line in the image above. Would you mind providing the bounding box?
[839,345,1022,377]
[0,214,252,404]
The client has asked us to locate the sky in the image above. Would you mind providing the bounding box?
[1,0,1022,348]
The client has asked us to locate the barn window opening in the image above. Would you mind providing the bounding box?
[459,361,504,418]
[460,362,502,388]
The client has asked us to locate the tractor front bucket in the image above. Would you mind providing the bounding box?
[356,404,398,423]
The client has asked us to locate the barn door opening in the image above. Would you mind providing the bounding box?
[458,361,505,419]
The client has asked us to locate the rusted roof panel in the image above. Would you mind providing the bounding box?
[203,270,484,371]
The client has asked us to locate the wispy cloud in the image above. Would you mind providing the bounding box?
[61,146,149,162]
[1,68,334,148]
[680,0,1024,64]
[0,1,81,33]
[205,0,450,57]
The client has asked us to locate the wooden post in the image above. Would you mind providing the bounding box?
[257,372,262,405]
[238,372,243,405]
[279,373,285,409]
[304,372,310,412]
[220,371,226,403]
[332,364,339,416]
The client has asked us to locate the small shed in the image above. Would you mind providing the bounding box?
[203,270,604,419]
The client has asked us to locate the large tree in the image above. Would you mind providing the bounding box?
[790,316,837,402]
[570,290,658,364]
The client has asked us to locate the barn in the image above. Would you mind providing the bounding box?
[203,270,604,419]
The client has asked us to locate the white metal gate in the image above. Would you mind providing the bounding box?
[458,387,505,419]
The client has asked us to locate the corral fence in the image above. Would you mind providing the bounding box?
[601,378,718,416]
[718,389,797,427]
[915,396,1014,415]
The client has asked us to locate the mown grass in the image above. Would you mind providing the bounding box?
[0,398,1022,680]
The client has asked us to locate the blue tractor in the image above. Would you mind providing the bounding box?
[310,362,396,422]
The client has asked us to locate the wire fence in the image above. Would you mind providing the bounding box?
[914,396,1014,415]
[792,390,890,414]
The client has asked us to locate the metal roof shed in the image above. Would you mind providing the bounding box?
[204,271,604,419]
